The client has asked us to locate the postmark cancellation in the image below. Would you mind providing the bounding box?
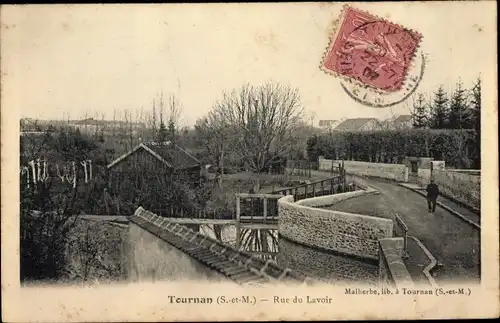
[321,6,423,93]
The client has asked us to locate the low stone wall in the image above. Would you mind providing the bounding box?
[297,188,378,208]
[278,237,378,286]
[278,196,393,261]
[378,238,414,288]
[446,169,481,175]
[126,222,228,282]
[417,169,481,211]
[318,157,341,171]
[318,157,408,182]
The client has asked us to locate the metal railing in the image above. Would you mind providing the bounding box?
[235,193,282,224]
[272,161,349,202]
[394,213,409,259]
[272,176,344,201]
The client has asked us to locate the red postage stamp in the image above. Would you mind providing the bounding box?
[322,6,422,92]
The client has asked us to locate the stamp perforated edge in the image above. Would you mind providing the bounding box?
[319,4,424,93]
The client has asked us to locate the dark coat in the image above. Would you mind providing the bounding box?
[426,183,440,198]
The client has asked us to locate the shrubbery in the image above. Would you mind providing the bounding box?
[20,128,209,282]
[307,128,479,169]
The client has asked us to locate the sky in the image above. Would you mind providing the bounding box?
[1,2,496,127]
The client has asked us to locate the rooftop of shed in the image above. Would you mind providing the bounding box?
[107,141,201,170]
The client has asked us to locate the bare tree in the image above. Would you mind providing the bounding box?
[167,93,183,144]
[212,82,304,190]
[195,111,231,187]
[149,92,183,143]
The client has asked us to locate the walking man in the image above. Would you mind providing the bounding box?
[426,179,440,213]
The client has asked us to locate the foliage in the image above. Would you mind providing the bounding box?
[410,77,481,131]
[65,220,127,282]
[469,78,481,169]
[412,93,428,128]
[21,179,79,280]
[430,85,449,129]
[194,110,234,184]
[448,80,470,129]
[20,129,108,281]
[199,82,304,175]
[307,128,478,169]
[306,78,482,169]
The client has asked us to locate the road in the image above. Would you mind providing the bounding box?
[355,177,480,284]
[307,170,481,284]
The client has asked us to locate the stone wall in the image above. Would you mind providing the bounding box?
[433,170,480,211]
[378,238,414,288]
[278,237,378,286]
[297,189,378,208]
[318,157,408,182]
[278,196,393,261]
[318,157,341,172]
[431,161,446,170]
[126,222,228,282]
[417,169,481,211]
[446,169,481,175]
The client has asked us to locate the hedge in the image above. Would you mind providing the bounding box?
[307,129,479,169]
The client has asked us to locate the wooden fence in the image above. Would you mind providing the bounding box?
[287,159,342,178]
[156,162,348,219]
[272,175,355,202]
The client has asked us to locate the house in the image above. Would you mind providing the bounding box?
[318,119,340,129]
[106,141,204,195]
[68,118,146,135]
[332,118,380,131]
[393,115,413,129]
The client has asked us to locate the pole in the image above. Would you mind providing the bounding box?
[404,230,408,259]
[263,197,268,224]
[236,195,241,249]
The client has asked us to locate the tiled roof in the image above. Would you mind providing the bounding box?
[107,142,201,170]
[333,118,378,131]
[130,207,313,286]
[143,142,201,169]
[319,120,339,127]
[394,115,412,123]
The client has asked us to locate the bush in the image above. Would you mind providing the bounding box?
[307,129,479,169]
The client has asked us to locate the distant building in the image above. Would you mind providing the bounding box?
[106,141,204,196]
[393,115,413,129]
[318,120,340,129]
[68,118,146,135]
[377,115,413,130]
[332,118,380,131]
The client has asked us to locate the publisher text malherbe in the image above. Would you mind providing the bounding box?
[345,287,433,295]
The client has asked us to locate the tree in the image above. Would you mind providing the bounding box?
[157,121,168,143]
[469,77,481,168]
[412,93,428,128]
[166,94,182,145]
[429,85,449,129]
[194,111,232,187]
[448,79,469,129]
[150,92,183,144]
[470,77,481,131]
[212,82,304,187]
[306,134,321,162]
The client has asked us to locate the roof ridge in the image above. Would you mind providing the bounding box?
[173,144,201,165]
[106,143,144,169]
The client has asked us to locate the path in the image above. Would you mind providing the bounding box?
[307,170,480,284]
